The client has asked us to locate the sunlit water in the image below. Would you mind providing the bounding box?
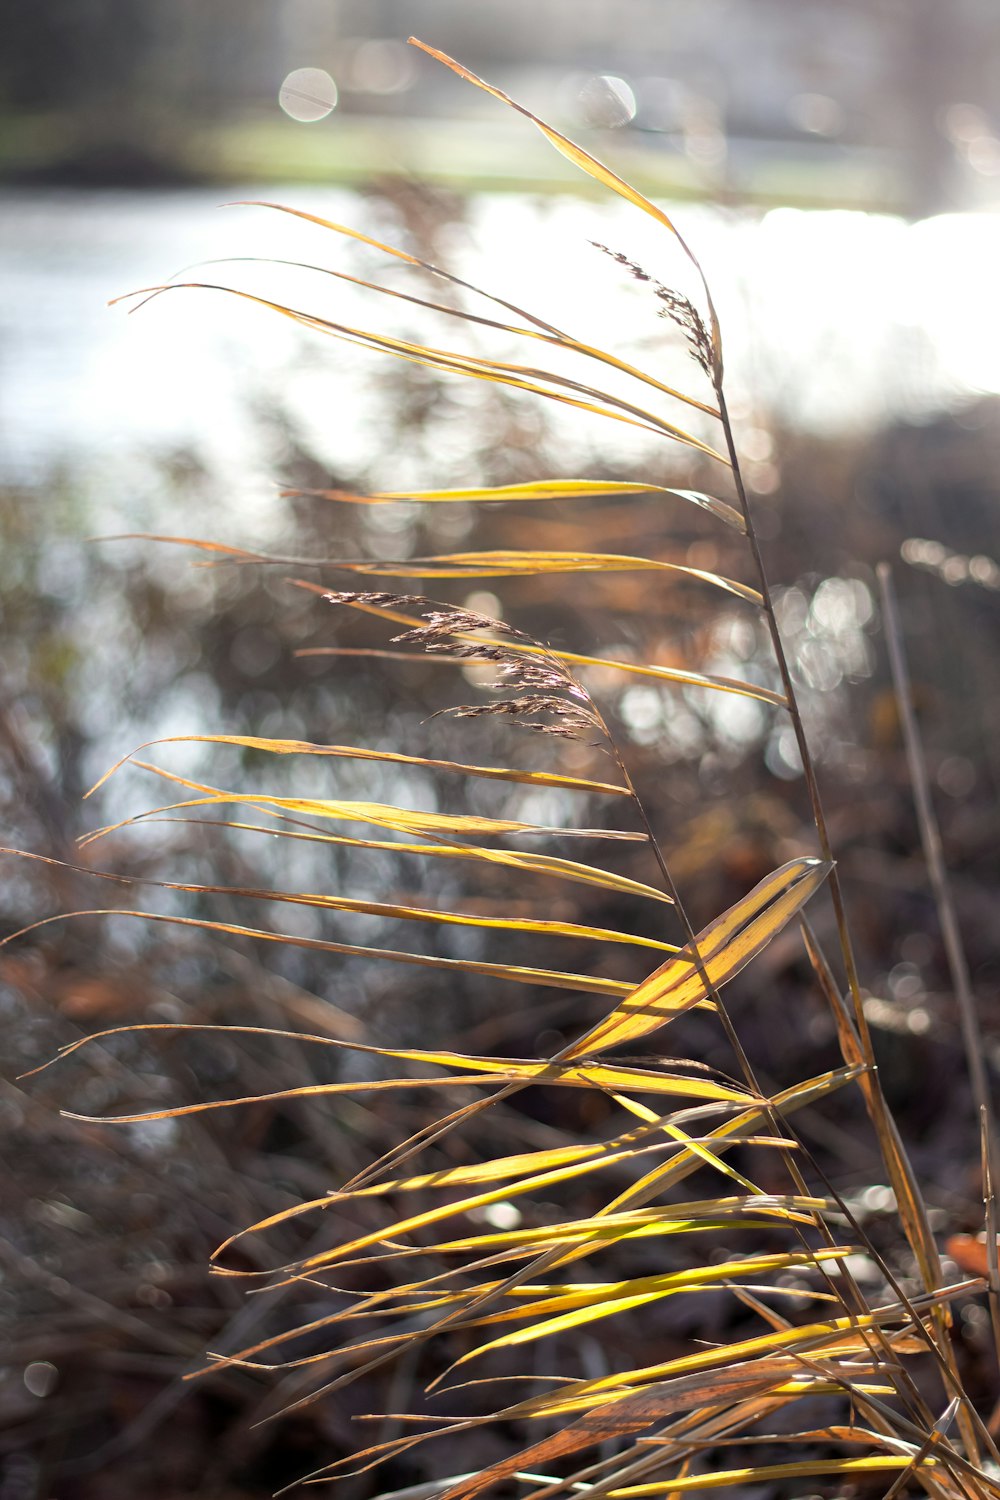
[2,185,997,805]
[3,186,1000,499]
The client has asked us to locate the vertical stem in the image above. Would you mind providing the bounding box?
[877,562,995,1147]
[713,389,988,1458]
[715,387,872,1060]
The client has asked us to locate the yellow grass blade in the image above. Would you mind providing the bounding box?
[120,281,727,460]
[566,858,832,1058]
[598,1064,866,1214]
[230,203,722,422]
[105,819,675,906]
[7,851,676,954]
[269,1175,819,1279]
[410,44,676,238]
[4,910,635,999]
[449,1249,856,1365]
[3,850,679,973]
[301,643,788,710]
[87,733,630,799]
[366,1196,836,1263]
[298,480,743,532]
[611,1457,943,1494]
[59,1055,741,1129]
[534,1307,924,1407]
[612,1098,765,1196]
[202,1162,802,1272]
[555,650,787,710]
[81,762,643,844]
[216,1205,828,1282]
[321,549,760,603]
[408,39,722,371]
[244,1148,728,1275]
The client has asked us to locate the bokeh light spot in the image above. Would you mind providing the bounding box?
[24,1362,58,1398]
[279,67,338,123]
[578,75,637,129]
[348,39,416,95]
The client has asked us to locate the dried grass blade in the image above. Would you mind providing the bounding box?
[211,253,723,422]
[87,733,630,799]
[59,1059,741,1130]
[294,480,744,532]
[596,1065,865,1214]
[611,1457,945,1493]
[372,1197,837,1262]
[266,1146,714,1276]
[113,818,674,906]
[566,858,831,1057]
[431,1354,880,1500]
[4,908,634,999]
[323,550,760,603]
[80,762,642,843]
[554,650,786,709]
[6,854,675,954]
[449,1249,857,1368]
[407,39,722,371]
[118,282,726,459]
[798,917,947,1304]
[226,202,719,417]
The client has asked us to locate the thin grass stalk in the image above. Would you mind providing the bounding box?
[710,385,984,1457]
[877,563,995,1150]
[981,1106,1000,1391]
[879,565,1000,1466]
[715,389,869,1052]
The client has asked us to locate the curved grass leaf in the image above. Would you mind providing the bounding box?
[3,849,677,954]
[596,1063,866,1217]
[87,733,630,800]
[299,642,787,711]
[210,1249,852,1379]
[114,533,759,603]
[79,762,643,845]
[189,252,723,425]
[407,40,722,374]
[309,549,761,604]
[293,481,744,533]
[4,909,636,1000]
[218,1136,757,1278]
[447,1248,857,1369]
[369,1194,835,1264]
[210,1171,808,1288]
[58,1056,741,1129]
[101,818,676,907]
[610,1457,944,1494]
[117,281,727,461]
[566,858,832,1058]
[26,1021,728,1100]
[553,649,785,709]
[223,203,722,422]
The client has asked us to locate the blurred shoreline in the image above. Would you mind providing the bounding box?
[0,109,911,213]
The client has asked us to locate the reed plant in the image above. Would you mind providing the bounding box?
[13,40,1000,1499]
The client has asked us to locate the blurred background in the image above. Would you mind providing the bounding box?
[4,3,1000,1497]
